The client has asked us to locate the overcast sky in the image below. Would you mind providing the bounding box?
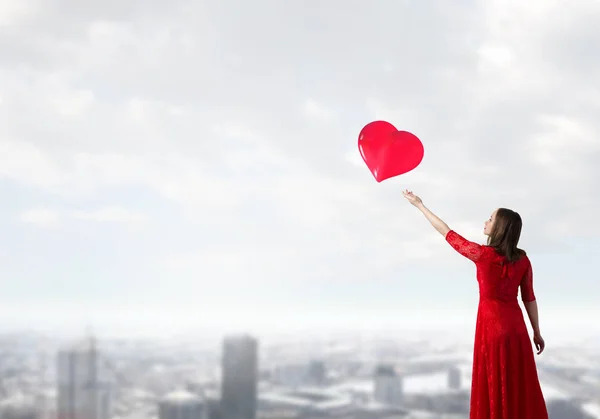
[0,0,598,340]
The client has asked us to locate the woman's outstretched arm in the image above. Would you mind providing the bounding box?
[402,189,451,237]
[402,189,483,262]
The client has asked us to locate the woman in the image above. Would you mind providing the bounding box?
[402,189,548,419]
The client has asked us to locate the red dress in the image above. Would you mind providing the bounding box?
[445,230,548,419]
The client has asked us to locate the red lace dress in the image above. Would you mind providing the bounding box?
[445,230,548,419]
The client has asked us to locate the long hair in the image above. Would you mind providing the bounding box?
[487,208,526,262]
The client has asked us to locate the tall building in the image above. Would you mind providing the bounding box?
[447,366,461,390]
[373,364,403,406]
[306,360,326,386]
[158,390,207,419]
[56,337,111,419]
[0,394,38,419]
[220,335,258,419]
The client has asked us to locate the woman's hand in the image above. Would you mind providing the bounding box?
[533,333,545,355]
[403,189,450,236]
[402,189,423,207]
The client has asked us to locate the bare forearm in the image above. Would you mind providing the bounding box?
[524,300,541,335]
[416,203,451,236]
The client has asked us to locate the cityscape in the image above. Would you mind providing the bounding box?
[0,330,598,419]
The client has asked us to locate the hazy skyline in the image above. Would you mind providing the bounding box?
[0,0,598,339]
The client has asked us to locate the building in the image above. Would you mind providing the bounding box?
[306,360,326,386]
[447,367,461,390]
[374,365,403,406]
[158,390,207,419]
[0,394,38,419]
[272,364,306,389]
[56,337,111,419]
[220,335,258,419]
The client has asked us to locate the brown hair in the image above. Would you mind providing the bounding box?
[487,208,526,262]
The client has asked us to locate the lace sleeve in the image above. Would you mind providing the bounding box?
[520,259,536,303]
[445,230,484,262]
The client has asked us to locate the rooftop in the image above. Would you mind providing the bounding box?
[160,389,203,404]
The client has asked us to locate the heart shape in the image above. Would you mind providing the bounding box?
[358,120,424,182]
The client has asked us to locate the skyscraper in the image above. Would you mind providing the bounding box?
[373,364,403,406]
[220,335,258,419]
[447,366,461,390]
[56,337,111,419]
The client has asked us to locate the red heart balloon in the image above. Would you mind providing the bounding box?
[358,121,424,182]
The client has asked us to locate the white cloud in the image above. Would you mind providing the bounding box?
[19,208,60,227]
[71,206,148,224]
[18,206,148,227]
[52,89,95,117]
[527,114,599,181]
[0,140,66,189]
[304,99,334,121]
[0,0,36,26]
[477,44,513,70]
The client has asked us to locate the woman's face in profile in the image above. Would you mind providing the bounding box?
[484,209,497,236]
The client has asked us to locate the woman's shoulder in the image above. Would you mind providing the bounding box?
[517,248,529,261]
[479,245,500,259]
[512,250,530,267]
[483,246,529,262]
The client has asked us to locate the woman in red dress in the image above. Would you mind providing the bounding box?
[402,189,548,419]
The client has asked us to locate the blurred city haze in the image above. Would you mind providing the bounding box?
[0,328,598,419]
